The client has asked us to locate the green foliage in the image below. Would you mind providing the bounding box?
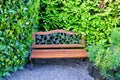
[89,28,120,79]
[0,0,120,79]
[39,1,120,79]
[38,0,120,45]
[0,0,40,77]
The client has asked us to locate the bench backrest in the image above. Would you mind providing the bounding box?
[32,30,85,49]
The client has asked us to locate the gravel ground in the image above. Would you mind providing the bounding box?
[3,59,94,80]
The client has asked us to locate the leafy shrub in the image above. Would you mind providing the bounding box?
[38,0,120,45]
[0,0,40,77]
[89,28,120,79]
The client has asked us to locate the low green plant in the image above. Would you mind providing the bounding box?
[0,0,40,77]
[89,28,120,79]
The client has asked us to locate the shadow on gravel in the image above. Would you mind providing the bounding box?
[3,59,94,80]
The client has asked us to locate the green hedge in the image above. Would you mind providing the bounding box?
[89,28,120,79]
[0,0,40,77]
[0,0,120,79]
[38,0,120,45]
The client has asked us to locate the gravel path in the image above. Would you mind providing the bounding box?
[3,59,94,80]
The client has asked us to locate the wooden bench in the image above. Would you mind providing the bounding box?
[30,30,88,68]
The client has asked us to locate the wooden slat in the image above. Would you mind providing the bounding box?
[32,44,84,49]
[81,34,85,47]
[31,49,88,58]
[35,30,74,35]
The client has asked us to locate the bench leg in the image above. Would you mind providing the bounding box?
[29,57,33,70]
[29,47,33,70]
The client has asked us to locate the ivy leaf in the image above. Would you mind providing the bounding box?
[0,45,6,51]
[8,9,16,13]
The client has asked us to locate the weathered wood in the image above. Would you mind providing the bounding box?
[32,44,84,49]
[31,49,88,58]
[81,34,85,47]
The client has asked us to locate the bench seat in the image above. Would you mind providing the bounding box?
[31,49,88,58]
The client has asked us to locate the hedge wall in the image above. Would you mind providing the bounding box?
[38,0,120,45]
[0,0,40,77]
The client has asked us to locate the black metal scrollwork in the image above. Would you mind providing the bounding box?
[35,32,81,44]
